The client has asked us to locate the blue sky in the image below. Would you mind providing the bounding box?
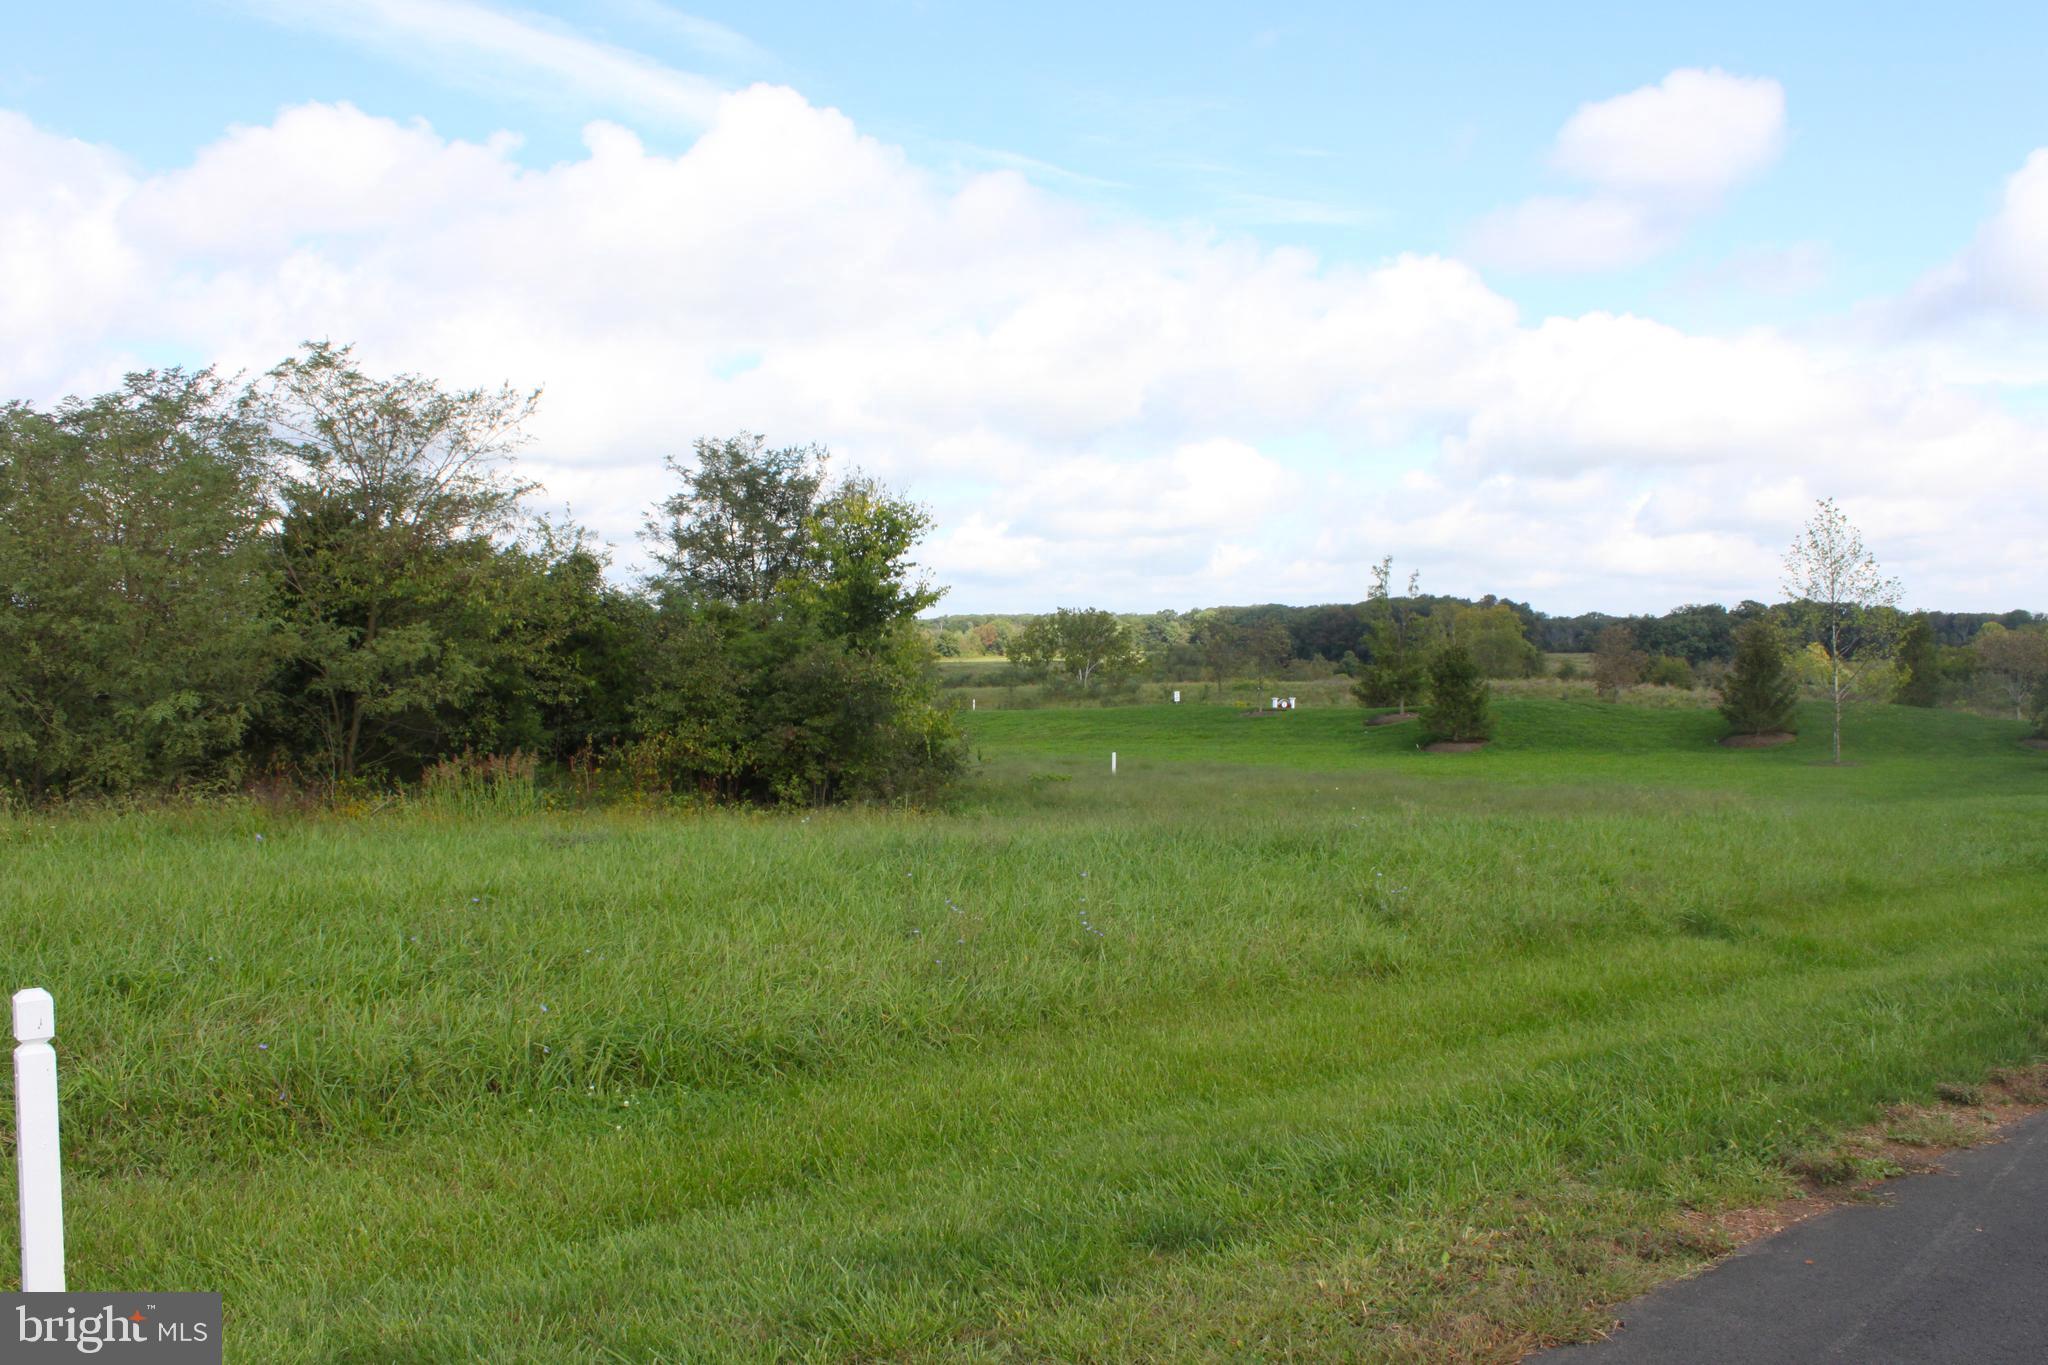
[2,2,2044,611]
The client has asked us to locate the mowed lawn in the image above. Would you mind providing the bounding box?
[3,699,2046,1361]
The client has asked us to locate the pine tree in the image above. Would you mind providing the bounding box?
[1895,615,1940,707]
[1719,619,1799,736]
[1420,644,1494,743]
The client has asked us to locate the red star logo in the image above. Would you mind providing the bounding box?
[129,1311,147,1323]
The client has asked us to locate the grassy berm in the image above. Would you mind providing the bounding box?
[3,697,2045,1361]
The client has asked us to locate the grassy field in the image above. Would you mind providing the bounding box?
[3,698,2046,1361]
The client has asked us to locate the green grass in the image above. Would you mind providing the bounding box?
[3,698,2045,1361]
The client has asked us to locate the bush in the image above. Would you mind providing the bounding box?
[1645,655,1695,689]
[1421,645,1494,743]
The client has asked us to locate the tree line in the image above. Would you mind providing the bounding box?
[927,598,2037,675]
[954,508,2048,757]
[925,591,2040,708]
[0,346,961,804]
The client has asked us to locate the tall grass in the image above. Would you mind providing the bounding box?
[1,698,2042,1360]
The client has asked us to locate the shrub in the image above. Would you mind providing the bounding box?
[1645,655,1695,689]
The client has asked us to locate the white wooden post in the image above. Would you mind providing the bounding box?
[1172,690,1180,703]
[1288,697,1296,709]
[1270,696,1278,710]
[971,697,976,710]
[1111,751,1117,775]
[13,987,65,1292]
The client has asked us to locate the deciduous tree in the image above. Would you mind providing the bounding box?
[0,370,277,796]
[643,433,826,605]
[1354,558,1432,714]
[1011,608,1142,691]
[1971,623,2048,721]
[1591,625,1647,701]
[1781,498,1903,764]
[255,341,547,780]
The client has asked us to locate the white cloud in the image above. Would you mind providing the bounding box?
[1469,68,1786,273]
[1550,68,1785,201]
[0,93,2041,614]
[1905,148,2048,323]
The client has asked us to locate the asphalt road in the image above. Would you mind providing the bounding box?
[1535,1109,2048,1364]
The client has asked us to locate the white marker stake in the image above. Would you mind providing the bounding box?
[13,987,64,1292]
[1111,751,1117,775]
[971,697,976,710]
[1172,690,1180,704]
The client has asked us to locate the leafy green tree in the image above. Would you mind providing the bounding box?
[0,371,278,797]
[1420,644,1494,743]
[1354,558,1431,713]
[1782,498,1903,764]
[1719,619,1798,737]
[1635,603,1735,664]
[791,476,942,644]
[1448,601,1540,677]
[254,341,548,780]
[1971,623,2048,721]
[643,433,825,605]
[1644,655,1695,689]
[1591,625,1647,700]
[483,529,653,761]
[632,451,961,805]
[1895,615,1942,707]
[1011,608,1142,691]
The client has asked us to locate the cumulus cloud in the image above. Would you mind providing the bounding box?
[1470,68,1786,272]
[0,91,2040,613]
[1905,148,2048,323]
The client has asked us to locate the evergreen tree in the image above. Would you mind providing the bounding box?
[1895,615,1940,707]
[1420,644,1494,743]
[1719,619,1799,736]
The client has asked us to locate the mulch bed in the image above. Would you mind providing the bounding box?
[1719,731,1796,748]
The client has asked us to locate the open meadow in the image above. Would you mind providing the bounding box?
[4,697,2047,1361]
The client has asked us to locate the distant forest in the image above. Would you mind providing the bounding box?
[923,598,2039,669]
